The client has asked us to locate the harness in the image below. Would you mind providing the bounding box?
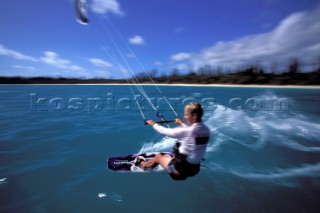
[173,139,208,162]
[173,140,181,157]
[170,140,209,180]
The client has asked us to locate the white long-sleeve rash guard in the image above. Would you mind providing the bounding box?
[153,122,210,164]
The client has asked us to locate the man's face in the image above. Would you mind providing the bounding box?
[183,110,196,125]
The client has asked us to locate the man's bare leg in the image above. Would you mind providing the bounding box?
[140,154,172,170]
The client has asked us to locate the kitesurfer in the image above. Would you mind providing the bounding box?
[136,102,210,180]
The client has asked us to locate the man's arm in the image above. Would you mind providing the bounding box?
[146,118,187,138]
[152,123,186,138]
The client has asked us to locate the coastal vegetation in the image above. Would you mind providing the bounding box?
[1,58,320,85]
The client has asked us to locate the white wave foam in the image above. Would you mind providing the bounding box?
[235,163,320,179]
[204,91,320,153]
[139,137,176,153]
[205,105,269,151]
[0,178,7,184]
[99,192,123,202]
[207,162,320,187]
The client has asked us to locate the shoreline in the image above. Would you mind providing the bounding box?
[1,83,320,89]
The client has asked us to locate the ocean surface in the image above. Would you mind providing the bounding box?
[0,85,319,213]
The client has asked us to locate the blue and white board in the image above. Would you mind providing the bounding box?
[107,152,173,172]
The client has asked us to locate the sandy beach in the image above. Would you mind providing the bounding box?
[147,83,320,89]
[2,83,320,89]
[72,83,320,89]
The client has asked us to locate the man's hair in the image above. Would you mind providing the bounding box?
[185,102,203,121]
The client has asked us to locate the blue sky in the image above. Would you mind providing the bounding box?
[0,0,319,79]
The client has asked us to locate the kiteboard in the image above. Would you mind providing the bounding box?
[107,152,173,172]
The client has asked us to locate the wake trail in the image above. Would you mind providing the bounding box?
[138,92,320,187]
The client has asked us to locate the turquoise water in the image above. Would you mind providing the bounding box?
[1,85,320,212]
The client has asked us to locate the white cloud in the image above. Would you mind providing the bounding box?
[0,44,38,62]
[129,35,145,45]
[13,65,35,70]
[89,58,113,68]
[154,61,163,66]
[91,0,124,16]
[173,7,320,71]
[175,63,188,71]
[170,52,191,61]
[40,51,85,72]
